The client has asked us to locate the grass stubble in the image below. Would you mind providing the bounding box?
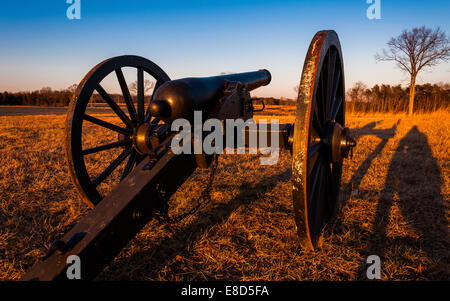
[0,106,448,280]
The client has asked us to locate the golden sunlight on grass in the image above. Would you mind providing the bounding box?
[0,106,448,280]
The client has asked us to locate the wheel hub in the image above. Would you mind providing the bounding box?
[324,121,356,162]
[133,123,152,155]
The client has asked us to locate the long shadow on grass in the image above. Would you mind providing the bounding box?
[98,161,292,280]
[357,126,448,280]
[340,120,400,209]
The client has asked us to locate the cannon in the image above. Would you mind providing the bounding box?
[23,30,356,280]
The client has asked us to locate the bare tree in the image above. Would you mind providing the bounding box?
[128,79,155,95]
[376,26,450,115]
[40,86,52,94]
[347,81,367,102]
[67,84,78,94]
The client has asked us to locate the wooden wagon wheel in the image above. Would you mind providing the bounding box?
[292,30,354,249]
[65,55,170,208]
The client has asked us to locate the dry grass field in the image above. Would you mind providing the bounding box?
[0,105,448,280]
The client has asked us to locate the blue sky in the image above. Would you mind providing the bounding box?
[0,0,449,98]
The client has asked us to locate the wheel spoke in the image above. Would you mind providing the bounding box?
[311,156,332,233]
[309,158,323,198]
[330,96,342,121]
[314,170,328,233]
[308,153,319,175]
[82,140,130,155]
[329,66,341,121]
[324,162,334,208]
[331,68,341,107]
[309,141,322,158]
[326,50,337,119]
[96,84,134,129]
[137,68,145,122]
[92,147,132,187]
[145,80,164,122]
[312,100,323,136]
[115,68,138,124]
[84,114,132,136]
[309,159,324,228]
[318,76,327,124]
[120,150,136,181]
[324,161,332,189]
[327,50,337,87]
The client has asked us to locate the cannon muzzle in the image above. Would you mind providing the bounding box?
[149,69,271,122]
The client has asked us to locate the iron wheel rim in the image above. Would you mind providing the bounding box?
[292,31,345,249]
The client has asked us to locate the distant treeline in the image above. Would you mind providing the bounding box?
[252,97,297,106]
[0,89,297,107]
[0,87,75,107]
[346,82,450,113]
[2,83,449,113]
[0,85,130,107]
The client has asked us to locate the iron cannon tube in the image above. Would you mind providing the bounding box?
[149,69,271,123]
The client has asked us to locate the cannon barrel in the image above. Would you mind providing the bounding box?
[149,69,271,123]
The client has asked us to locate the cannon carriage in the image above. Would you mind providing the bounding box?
[24,30,355,280]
